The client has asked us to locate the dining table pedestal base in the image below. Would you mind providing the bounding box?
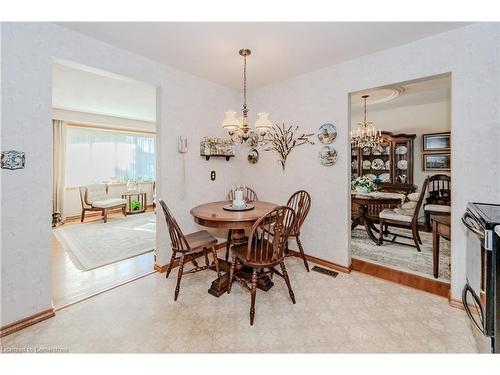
[207,259,274,297]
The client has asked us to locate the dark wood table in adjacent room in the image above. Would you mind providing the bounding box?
[190,200,277,297]
[351,193,402,244]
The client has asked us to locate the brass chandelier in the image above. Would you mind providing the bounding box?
[222,49,272,143]
[351,95,384,148]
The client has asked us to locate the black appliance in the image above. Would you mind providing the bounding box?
[462,202,499,353]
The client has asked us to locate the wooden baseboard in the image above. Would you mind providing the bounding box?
[155,241,227,273]
[449,298,465,310]
[288,250,352,274]
[1,308,55,338]
[351,258,450,297]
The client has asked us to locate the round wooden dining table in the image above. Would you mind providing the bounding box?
[190,200,278,297]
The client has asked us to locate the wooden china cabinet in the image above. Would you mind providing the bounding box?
[351,131,417,194]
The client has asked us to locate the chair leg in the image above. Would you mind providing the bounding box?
[81,209,86,223]
[378,220,384,245]
[425,212,431,232]
[280,261,296,304]
[295,236,310,272]
[225,229,232,262]
[165,250,177,279]
[122,206,127,217]
[103,209,108,223]
[204,248,210,267]
[174,253,185,301]
[417,230,423,245]
[250,268,258,326]
[412,226,422,252]
[227,255,236,294]
[211,246,220,278]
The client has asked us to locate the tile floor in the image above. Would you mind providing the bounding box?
[1,257,481,353]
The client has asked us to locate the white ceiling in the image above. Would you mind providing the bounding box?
[57,22,469,90]
[52,60,157,122]
[350,74,451,113]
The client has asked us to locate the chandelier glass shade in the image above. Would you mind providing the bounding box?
[351,95,384,148]
[222,49,272,142]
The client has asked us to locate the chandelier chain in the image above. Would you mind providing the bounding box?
[243,54,247,110]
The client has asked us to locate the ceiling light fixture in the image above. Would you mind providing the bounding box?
[222,49,272,143]
[351,95,384,148]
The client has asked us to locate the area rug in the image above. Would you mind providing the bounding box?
[54,212,156,271]
[351,227,451,281]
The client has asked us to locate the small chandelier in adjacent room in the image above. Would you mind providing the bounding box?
[351,94,384,148]
[222,49,272,143]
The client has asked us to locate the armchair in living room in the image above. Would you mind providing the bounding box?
[79,184,127,223]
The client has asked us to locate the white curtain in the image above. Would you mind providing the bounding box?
[65,126,156,186]
[52,119,67,219]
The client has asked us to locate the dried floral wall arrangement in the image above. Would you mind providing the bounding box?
[262,124,314,170]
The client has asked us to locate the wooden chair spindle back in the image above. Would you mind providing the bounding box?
[286,190,311,235]
[226,187,258,202]
[159,199,189,252]
[247,206,295,264]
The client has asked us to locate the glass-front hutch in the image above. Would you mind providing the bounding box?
[351,131,416,194]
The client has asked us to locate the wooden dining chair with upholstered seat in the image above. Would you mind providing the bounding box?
[159,199,220,301]
[378,179,428,252]
[224,186,258,261]
[227,206,296,325]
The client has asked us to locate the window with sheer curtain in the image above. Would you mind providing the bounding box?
[65,126,156,187]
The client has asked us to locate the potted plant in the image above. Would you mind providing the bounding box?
[351,175,378,194]
[130,199,142,211]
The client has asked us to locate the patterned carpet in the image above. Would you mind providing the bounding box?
[2,257,478,352]
[351,227,451,281]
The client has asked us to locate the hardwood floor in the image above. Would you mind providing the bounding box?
[52,208,156,309]
[351,258,450,298]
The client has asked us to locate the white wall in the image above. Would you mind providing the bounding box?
[351,100,452,189]
[1,22,239,326]
[244,23,500,301]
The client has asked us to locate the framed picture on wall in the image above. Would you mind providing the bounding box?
[422,132,451,152]
[423,153,451,171]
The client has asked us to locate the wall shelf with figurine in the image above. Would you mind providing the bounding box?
[200,137,235,162]
[351,131,417,194]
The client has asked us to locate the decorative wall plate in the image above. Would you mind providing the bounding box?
[248,148,259,164]
[366,173,377,181]
[395,145,408,155]
[385,160,390,170]
[397,159,408,170]
[352,149,357,156]
[317,123,337,144]
[362,159,372,170]
[351,161,358,169]
[371,158,384,170]
[383,146,391,155]
[1,150,25,170]
[362,147,371,155]
[319,146,337,166]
